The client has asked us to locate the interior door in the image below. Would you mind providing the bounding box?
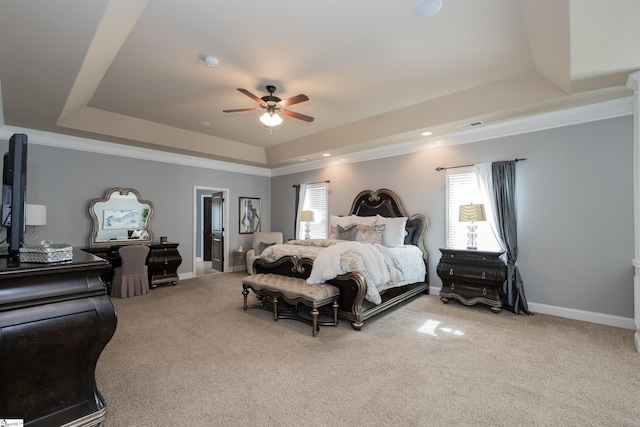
[211,192,224,272]
[203,197,212,262]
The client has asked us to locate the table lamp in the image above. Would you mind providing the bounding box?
[26,204,47,244]
[300,210,315,239]
[458,203,485,250]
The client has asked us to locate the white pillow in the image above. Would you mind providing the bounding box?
[376,215,408,247]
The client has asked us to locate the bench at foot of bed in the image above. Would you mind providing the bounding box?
[242,273,339,336]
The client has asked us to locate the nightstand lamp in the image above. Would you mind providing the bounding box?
[26,204,47,244]
[458,203,485,250]
[300,210,315,239]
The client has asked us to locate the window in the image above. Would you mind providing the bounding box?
[446,168,501,251]
[297,182,328,239]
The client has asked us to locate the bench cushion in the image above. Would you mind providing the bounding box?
[242,273,339,303]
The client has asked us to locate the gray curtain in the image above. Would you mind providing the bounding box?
[492,161,531,315]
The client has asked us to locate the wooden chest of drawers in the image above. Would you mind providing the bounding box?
[147,243,182,287]
[437,248,507,312]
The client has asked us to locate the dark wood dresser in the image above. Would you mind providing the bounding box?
[84,242,182,288]
[0,249,117,426]
[437,248,507,312]
[147,243,182,287]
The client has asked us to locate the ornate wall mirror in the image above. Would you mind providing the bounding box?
[88,188,154,248]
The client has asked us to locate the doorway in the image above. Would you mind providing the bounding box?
[193,186,229,277]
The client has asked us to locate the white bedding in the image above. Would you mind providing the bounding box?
[260,239,426,305]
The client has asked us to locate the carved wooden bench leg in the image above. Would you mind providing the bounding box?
[272,296,279,321]
[310,307,319,336]
[242,286,249,310]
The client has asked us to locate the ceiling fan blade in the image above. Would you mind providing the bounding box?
[282,109,314,123]
[223,108,260,113]
[237,88,264,104]
[279,94,309,107]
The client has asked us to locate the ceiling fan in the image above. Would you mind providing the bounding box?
[223,85,314,127]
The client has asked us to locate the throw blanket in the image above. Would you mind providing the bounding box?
[307,241,404,305]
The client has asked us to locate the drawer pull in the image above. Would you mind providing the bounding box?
[451,283,455,290]
[481,271,486,279]
[449,267,454,276]
[482,287,487,296]
[164,260,169,265]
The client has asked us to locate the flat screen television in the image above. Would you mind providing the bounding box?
[1,133,28,256]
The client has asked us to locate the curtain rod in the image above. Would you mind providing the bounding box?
[435,158,527,171]
[292,180,330,188]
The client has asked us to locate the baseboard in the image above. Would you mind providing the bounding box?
[429,286,635,330]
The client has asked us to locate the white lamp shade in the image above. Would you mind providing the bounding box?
[26,204,47,226]
[300,210,315,222]
[259,112,283,127]
[458,204,486,222]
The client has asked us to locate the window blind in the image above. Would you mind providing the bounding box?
[298,182,328,239]
[446,168,500,251]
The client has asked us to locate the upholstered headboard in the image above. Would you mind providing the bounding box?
[348,188,428,259]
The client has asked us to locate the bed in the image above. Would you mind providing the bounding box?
[253,188,429,330]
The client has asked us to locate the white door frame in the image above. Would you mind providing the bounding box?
[193,185,230,275]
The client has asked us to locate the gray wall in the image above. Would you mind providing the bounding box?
[1,115,633,318]
[271,116,634,318]
[0,141,271,275]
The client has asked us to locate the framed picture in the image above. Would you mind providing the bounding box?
[239,197,261,234]
[103,209,141,230]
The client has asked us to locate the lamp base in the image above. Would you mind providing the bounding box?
[304,222,311,239]
[466,223,478,250]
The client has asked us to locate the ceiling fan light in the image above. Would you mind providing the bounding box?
[413,0,442,17]
[259,111,283,127]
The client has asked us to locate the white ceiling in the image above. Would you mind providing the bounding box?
[0,0,638,168]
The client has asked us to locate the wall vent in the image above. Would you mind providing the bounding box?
[457,120,484,130]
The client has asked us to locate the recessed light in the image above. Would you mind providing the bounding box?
[322,153,331,157]
[421,131,433,136]
[199,121,211,127]
[298,157,310,162]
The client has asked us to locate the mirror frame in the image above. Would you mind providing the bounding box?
[88,188,154,248]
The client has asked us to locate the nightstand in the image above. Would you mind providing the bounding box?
[232,250,247,272]
[437,248,507,313]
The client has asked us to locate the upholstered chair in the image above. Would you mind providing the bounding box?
[111,245,150,298]
[246,232,283,275]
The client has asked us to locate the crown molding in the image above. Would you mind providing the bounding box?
[270,96,633,176]
[0,126,272,177]
[627,71,640,92]
[0,96,632,179]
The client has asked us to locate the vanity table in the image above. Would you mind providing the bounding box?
[0,249,117,426]
[84,242,182,288]
[85,188,181,289]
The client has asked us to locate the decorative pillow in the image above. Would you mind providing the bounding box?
[258,241,276,255]
[329,215,377,238]
[335,224,357,241]
[355,224,385,245]
[376,215,408,247]
[330,214,377,228]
